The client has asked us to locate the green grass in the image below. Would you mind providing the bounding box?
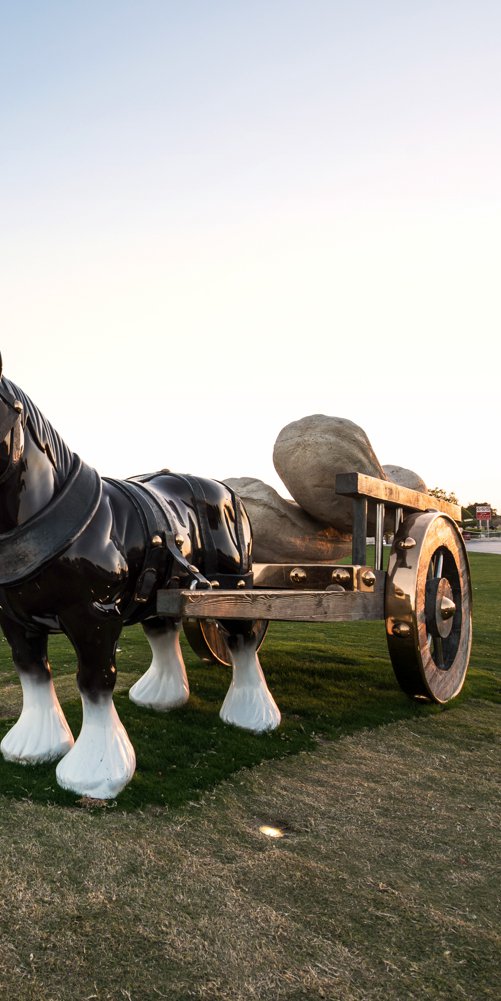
[0,552,499,810]
[0,553,499,1001]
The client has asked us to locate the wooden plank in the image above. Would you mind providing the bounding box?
[335,472,462,521]
[158,588,384,622]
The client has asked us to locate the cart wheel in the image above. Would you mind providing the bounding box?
[183,618,269,667]
[385,511,472,703]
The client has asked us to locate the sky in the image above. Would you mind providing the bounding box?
[1,0,499,511]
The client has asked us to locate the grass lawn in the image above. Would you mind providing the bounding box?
[0,552,499,999]
[0,553,498,811]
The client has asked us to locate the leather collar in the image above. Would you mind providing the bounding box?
[0,457,102,586]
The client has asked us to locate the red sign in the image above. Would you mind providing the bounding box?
[476,506,491,521]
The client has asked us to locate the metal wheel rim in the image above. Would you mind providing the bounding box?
[385,512,472,703]
[183,618,269,667]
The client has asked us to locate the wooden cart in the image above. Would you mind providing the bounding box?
[157,473,472,706]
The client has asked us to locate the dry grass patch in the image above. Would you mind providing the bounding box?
[0,700,499,1000]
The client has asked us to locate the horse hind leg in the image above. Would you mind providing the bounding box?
[0,620,74,764]
[129,617,189,711]
[219,624,281,733]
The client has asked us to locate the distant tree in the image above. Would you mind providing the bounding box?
[429,486,460,506]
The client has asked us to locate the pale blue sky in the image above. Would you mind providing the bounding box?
[1,1,499,509]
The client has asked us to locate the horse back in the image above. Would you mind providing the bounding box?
[134,472,253,578]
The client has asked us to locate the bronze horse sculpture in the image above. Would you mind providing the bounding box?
[0,357,280,798]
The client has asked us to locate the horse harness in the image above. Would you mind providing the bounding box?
[0,458,102,587]
[0,456,252,624]
[106,473,253,622]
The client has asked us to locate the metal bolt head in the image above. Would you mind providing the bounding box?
[290,567,307,584]
[361,570,376,587]
[440,596,456,621]
[397,537,416,550]
[151,534,163,547]
[392,621,411,637]
[210,580,220,588]
[237,579,247,588]
[332,569,351,585]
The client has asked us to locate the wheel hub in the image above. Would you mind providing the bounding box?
[426,576,455,639]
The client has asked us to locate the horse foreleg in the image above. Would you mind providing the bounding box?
[220,627,281,733]
[0,617,74,764]
[129,617,189,711]
[55,612,135,799]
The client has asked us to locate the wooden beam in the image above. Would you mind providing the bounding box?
[352,497,368,564]
[158,588,383,623]
[335,473,462,521]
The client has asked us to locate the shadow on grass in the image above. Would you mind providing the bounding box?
[0,552,497,811]
[0,622,442,812]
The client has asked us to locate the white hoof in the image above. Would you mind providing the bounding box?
[56,695,135,799]
[1,675,74,764]
[129,622,189,711]
[220,635,281,733]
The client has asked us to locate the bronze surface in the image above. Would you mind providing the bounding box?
[385,512,472,703]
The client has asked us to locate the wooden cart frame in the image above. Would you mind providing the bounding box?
[157,473,472,709]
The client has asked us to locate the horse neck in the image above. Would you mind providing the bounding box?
[0,379,76,531]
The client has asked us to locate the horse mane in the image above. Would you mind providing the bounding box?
[3,377,75,484]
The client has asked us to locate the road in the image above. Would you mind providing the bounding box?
[465,539,501,555]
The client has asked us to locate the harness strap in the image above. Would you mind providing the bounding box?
[131,472,253,585]
[104,478,212,619]
[225,483,250,574]
[171,474,219,576]
[0,457,102,586]
[134,472,250,575]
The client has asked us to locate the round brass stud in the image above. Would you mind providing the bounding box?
[290,567,307,584]
[397,537,417,550]
[210,580,220,588]
[175,534,185,550]
[188,565,199,574]
[361,570,376,587]
[237,579,247,588]
[332,569,351,585]
[392,622,411,637]
[13,400,23,413]
[151,534,163,547]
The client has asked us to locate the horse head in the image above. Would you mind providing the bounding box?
[0,355,25,483]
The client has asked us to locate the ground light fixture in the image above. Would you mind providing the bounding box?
[258,824,287,839]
